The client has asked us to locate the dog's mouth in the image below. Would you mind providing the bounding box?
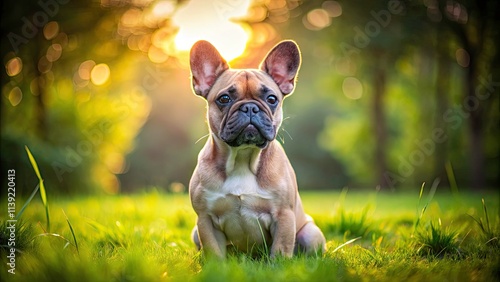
[223,124,270,148]
[220,103,275,148]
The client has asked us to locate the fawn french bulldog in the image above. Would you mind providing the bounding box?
[188,40,326,258]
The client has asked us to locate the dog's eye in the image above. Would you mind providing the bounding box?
[266,95,278,105]
[217,94,231,104]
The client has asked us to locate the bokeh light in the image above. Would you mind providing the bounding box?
[90,63,111,86]
[43,21,59,40]
[455,48,470,67]
[38,56,52,73]
[8,87,23,106]
[30,78,39,95]
[151,1,175,17]
[46,44,63,62]
[105,152,126,174]
[304,9,331,30]
[250,23,277,46]
[79,60,96,80]
[266,0,290,23]
[6,57,23,77]
[148,45,169,63]
[121,8,142,28]
[342,77,363,100]
[445,0,468,24]
[322,1,342,17]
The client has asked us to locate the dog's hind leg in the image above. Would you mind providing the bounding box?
[191,225,201,250]
[295,220,326,256]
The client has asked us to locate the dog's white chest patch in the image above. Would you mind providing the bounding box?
[204,169,274,251]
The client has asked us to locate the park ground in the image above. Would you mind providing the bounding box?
[1,189,499,281]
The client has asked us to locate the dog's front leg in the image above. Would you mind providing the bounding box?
[270,209,296,258]
[196,214,227,259]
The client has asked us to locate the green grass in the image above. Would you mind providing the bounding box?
[1,189,499,281]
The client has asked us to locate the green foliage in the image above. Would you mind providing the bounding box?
[469,199,500,248]
[319,112,375,184]
[62,210,79,254]
[15,184,39,221]
[415,220,461,258]
[412,181,463,258]
[1,132,98,195]
[0,220,34,254]
[413,181,438,235]
[290,0,500,189]
[321,188,375,239]
[25,146,50,232]
[337,206,372,238]
[1,0,152,195]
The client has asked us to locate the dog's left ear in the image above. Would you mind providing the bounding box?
[259,40,301,95]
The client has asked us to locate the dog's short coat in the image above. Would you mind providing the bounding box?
[188,40,326,259]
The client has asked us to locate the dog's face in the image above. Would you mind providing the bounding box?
[189,40,301,149]
[206,69,283,148]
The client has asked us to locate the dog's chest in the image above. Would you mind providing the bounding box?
[204,169,274,248]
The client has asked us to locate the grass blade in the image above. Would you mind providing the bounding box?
[445,161,459,196]
[255,218,269,257]
[482,198,491,235]
[467,214,485,233]
[413,179,439,237]
[25,145,42,180]
[62,209,79,254]
[25,146,50,232]
[418,182,425,202]
[332,236,361,253]
[15,184,39,220]
[33,233,72,246]
[413,183,425,236]
[427,178,440,204]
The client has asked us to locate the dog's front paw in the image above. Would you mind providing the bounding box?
[270,244,294,259]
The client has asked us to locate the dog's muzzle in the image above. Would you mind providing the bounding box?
[220,102,275,148]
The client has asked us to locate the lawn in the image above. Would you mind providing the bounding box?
[1,188,499,281]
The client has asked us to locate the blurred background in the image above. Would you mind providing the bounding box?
[1,0,498,195]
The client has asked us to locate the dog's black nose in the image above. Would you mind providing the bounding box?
[240,103,259,114]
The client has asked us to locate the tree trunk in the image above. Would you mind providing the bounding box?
[33,34,47,141]
[373,57,388,189]
[466,55,485,190]
[438,0,489,189]
[434,45,450,185]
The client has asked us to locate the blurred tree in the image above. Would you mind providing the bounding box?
[1,0,182,194]
[256,0,499,189]
[399,0,499,189]
[292,0,408,188]
[434,0,499,189]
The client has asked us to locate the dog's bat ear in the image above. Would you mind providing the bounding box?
[259,40,301,95]
[189,40,229,98]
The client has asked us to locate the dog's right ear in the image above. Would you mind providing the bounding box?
[259,40,301,95]
[189,40,229,98]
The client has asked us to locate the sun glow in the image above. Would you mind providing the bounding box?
[172,0,251,62]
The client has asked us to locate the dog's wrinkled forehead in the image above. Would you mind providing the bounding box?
[207,69,281,101]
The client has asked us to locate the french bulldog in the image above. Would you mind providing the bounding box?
[188,40,326,259]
